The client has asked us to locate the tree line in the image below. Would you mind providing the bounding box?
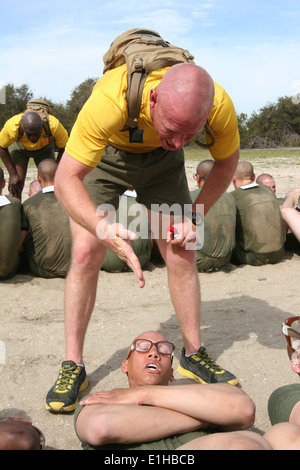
[1,80,299,149]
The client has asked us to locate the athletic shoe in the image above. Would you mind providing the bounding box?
[45,361,88,413]
[177,347,238,385]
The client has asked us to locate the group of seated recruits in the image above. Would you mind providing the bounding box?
[2,327,300,450]
[0,161,153,280]
[1,157,299,281]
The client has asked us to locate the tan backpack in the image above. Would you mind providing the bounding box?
[18,99,52,140]
[103,28,215,147]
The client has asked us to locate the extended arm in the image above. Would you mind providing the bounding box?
[76,401,203,446]
[77,383,255,445]
[0,146,23,198]
[281,207,300,242]
[54,152,145,287]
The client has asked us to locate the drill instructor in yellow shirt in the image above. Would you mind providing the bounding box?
[0,108,68,199]
[46,60,240,413]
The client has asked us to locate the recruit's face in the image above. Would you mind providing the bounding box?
[122,331,174,387]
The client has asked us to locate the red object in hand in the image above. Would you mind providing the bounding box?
[166,226,178,237]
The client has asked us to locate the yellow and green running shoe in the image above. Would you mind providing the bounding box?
[177,347,238,386]
[45,361,88,413]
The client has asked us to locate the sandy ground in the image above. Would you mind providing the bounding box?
[1,150,300,450]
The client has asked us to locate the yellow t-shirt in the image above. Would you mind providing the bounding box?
[0,113,68,151]
[66,64,240,167]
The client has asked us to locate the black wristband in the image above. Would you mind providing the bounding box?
[191,211,203,226]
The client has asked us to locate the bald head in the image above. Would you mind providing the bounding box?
[233,161,255,188]
[150,64,215,151]
[21,112,43,143]
[158,63,214,129]
[134,330,168,343]
[256,173,276,193]
[195,159,214,187]
[28,179,42,196]
[37,159,57,187]
[196,159,214,177]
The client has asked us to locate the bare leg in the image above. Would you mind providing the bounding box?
[46,220,108,412]
[289,400,300,424]
[64,219,107,364]
[263,422,300,450]
[178,430,272,450]
[280,207,300,242]
[153,216,201,354]
[281,188,300,208]
[150,211,237,385]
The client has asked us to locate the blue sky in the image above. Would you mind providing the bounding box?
[0,0,299,116]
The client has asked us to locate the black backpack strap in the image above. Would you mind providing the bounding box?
[195,122,216,148]
[125,71,146,129]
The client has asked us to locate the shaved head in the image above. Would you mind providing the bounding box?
[256,173,276,193]
[21,112,43,142]
[232,161,255,188]
[150,63,215,151]
[235,161,254,180]
[158,63,215,129]
[196,159,214,178]
[37,159,57,184]
[21,111,42,131]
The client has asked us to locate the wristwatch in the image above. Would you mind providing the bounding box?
[191,211,204,226]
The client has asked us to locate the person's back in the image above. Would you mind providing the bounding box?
[21,160,72,278]
[21,190,72,277]
[0,194,22,279]
[190,188,236,270]
[231,161,285,265]
[191,159,236,270]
